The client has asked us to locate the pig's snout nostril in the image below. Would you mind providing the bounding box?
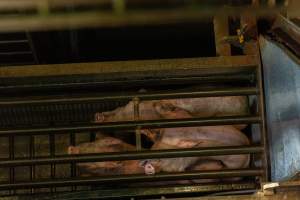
[94,113,105,123]
[68,146,79,154]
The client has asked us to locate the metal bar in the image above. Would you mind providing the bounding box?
[69,133,77,191]
[133,97,142,151]
[49,134,56,193]
[0,87,259,105]
[0,145,263,167]
[0,55,258,78]
[20,182,257,200]
[214,14,231,56]
[49,134,55,179]
[256,58,270,182]
[0,115,261,136]
[9,135,15,195]
[0,169,263,190]
[0,0,154,10]
[0,73,255,91]
[0,39,27,44]
[0,51,32,56]
[26,32,39,64]
[0,0,283,11]
[29,135,35,194]
[0,7,285,32]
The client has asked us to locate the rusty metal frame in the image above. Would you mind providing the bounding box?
[0,3,286,32]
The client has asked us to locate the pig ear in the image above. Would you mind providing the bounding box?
[154,102,192,118]
[68,146,79,154]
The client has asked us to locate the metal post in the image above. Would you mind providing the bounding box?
[133,97,142,151]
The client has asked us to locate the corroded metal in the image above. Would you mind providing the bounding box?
[0,56,258,78]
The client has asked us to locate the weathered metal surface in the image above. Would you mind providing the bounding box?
[0,115,261,136]
[260,36,300,181]
[214,14,231,56]
[273,15,300,45]
[0,145,263,167]
[0,55,258,78]
[271,15,300,58]
[0,168,263,190]
[0,6,285,32]
[0,182,258,200]
[0,87,258,105]
[159,191,300,200]
[0,53,264,197]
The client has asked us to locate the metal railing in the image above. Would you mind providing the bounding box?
[0,56,268,198]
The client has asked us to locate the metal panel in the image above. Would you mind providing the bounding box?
[260,36,300,181]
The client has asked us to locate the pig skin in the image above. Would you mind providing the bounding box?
[94,96,248,130]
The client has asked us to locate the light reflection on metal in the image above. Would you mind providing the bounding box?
[0,1,287,32]
[260,35,300,181]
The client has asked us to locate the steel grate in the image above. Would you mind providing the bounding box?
[0,56,269,199]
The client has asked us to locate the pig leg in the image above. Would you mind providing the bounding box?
[188,160,224,183]
[77,161,123,176]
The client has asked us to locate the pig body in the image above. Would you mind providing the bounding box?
[145,125,250,173]
[95,96,248,122]
[68,136,145,175]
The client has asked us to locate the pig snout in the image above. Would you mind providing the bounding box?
[94,112,105,123]
[68,146,80,154]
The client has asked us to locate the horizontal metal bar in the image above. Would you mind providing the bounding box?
[0,73,255,92]
[0,145,263,167]
[0,55,258,78]
[0,0,284,11]
[0,7,285,32]
[0,39,28,44]
[0,51,32,56]
[0,87,259,105]
[0,0,110,10]
[0,169,263,190]
[0,115,261,136]
[20,182,257,200]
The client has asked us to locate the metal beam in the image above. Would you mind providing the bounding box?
[0,115,261,136]
[0,87,259,105]
[0,55,258,78]
[0,7,284,32]
[11,182,257,199]
[0,168,263,190]
[0,145,263,167]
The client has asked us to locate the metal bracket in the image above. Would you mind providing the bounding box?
[262,182,279,196]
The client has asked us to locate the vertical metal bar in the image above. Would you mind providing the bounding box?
[214,14,231,56]
[133,97,142,151]
[29,135,35,194]
[113,0,126,14]
[49,134,56,193]
[9,135,15,195]
[241,0,268,182]
[90,132,96,142]
[70,133,76,191]
[256,58,269,182]
[25,32,39,64]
